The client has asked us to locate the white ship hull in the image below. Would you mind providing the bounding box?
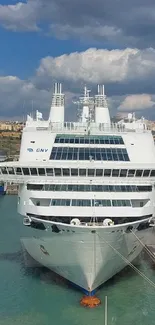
[21,219,152,294]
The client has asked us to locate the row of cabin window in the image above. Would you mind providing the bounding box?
[50,147,129,161]
[27,184,152,192]
[2,167,155,178]
[55,135,124,145]
[35,199,145,207]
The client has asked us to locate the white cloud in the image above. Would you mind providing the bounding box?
[118,94,155,111]
[0,0,155,47]
[0,1,39,31]
[36,47,155,87]
[2,47,155,119]
[0,76,51,119]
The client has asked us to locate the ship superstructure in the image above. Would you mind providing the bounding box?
[0,83,155,295]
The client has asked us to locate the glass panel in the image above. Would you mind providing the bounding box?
[30,168,37,175]
[79,169,86,176]
[150,170,155,177]
[96,169,103,176]
[135,170,143,177]
[54,168,61,176]
[38,168,45,176]
[7,167,15,175]
[50,146,129,161]
[88,169,95,177]
[143,170,150,177]
[1,167,7,174]
[15,167,22,175]
[128,169,135,177]
[120,169,127,177]
[46,168,53,176]
[63,168,70,176]
[71,169,78,176]
[22,168,30,175]
[112,169,119,177]
[104,169,111,177]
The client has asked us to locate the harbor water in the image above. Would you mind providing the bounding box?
[0,196,155,325]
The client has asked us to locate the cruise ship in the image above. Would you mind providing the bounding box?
[0,83,154,305]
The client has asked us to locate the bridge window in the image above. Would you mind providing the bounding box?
[143,170,150,177]
[1,167,7,174]
[96,169,103,177]
[79,169,86,176]
[150,170,155,177]
[7,167,15,175]
[30,168,37,175]
[50,147,129,161]
[135,170,143,177]
[46,168,54,176]
[128,169,135,177]
[38,168,45,176]
[112,169,119,177]
[54,135,124,145]
[120,169,127,177]
[63,168,70,176]
[104,169,111,177]
[15,167,22,175]
[88,169,95,177]
[71,168,78,176]
[23,168,30,176]
[54,168,61,176]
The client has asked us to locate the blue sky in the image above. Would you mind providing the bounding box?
[1,0,155,120]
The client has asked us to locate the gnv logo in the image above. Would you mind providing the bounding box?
[27,148,48,153]
[36,148,48,153]
[27,148,33,152]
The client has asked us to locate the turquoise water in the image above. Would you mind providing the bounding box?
[0,196,155,324]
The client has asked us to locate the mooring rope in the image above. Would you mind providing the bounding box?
[97,232,155,289]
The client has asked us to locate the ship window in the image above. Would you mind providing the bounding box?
[135,170,143,177]
[30,141,35,143]
[15,167,22,175]
[128,169,135,177]
[79,169,86,176]
[143,170,150,177]
[27,184,43,190]
[120,169,127,177]
[71,168,78,176]
[88,169,95,177]
[38,168,45,176]
[26,183,152,192]
[63,168,70,176]
[23,168,30,175]
[54,168,61,176]
[96,169,103,177]
[112,169,119,177]
[150,170,155,177]
[46,168,54,176]
[30,168,37,175]
[104,169,111,177]
[1,167,7,174]
[54,135,124,145]
[7,167,15,175]
[50,147,129,161]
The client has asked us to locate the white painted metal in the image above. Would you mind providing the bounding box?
[95,85,110,125]
[0,83,155,293]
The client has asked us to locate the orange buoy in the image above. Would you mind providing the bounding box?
[80,295,101,308]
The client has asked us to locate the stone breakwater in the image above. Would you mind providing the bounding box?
[6,184,18,195]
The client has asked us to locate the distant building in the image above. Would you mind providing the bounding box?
[0,150,7,162]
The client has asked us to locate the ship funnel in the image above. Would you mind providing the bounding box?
[95,84,110,124]
[49,82,65,123]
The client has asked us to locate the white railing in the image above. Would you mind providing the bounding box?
[24,122,150,134]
